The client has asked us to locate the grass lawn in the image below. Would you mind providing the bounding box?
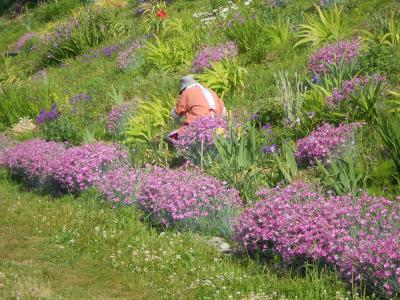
[0,172,357,300]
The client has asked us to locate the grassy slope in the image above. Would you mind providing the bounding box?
[0,173,355,300]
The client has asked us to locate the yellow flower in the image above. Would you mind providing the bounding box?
[215,127,225,135]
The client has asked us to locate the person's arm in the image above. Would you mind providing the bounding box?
[217,96,227,118]
[171,93,188,123]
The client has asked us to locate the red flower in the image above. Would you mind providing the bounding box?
[156,9,167,18]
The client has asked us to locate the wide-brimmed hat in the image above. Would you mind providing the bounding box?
[179,76,197,94]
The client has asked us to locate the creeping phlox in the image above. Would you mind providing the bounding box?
[234,181,400,297]
[308,40,361,76]
[295,122,364,164]
[136,167,243,229]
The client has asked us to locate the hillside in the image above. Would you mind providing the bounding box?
[0,0,400,299]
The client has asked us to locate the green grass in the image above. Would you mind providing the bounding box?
[0,173,359,300]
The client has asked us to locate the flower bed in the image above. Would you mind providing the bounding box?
[234,182,400,297]
[0,139,65,186]
[192,41,238,73]
[295,122,363,164]
[51,142,128,193]
[136,167,242,235]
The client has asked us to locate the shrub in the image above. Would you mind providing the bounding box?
[295,122,363,164]
[308,40,361,76]
[0,139,65,186]
[136,167,243,236]
[296,5,347,47]
[37,113,82,145]
[51,142,128,193]
[234,182,400,298]
[192,41,238,73]
[173,116,227,164]
[195,59,247,99]
[97,166,140,206]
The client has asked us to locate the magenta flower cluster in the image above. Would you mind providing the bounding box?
[326,75,386,107]
[192,41,238,73]
[0,140,127,193]
[107,103,131,135]
[97,167,140,206]
[173,116,227,154]
[136,167,243,228]
[234,181,400,297]
[295,122,363,164]
[308,40,361,75]
[0,139,66,185]
[51,142,128,193]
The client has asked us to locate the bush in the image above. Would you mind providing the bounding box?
[37,113,83,145]
[51,142,128,193]
[136,167,243,236]
[234,182,400,298]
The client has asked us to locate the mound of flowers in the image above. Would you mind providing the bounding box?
[173,116,227,163]
[107,102,132,135]
[97,166,140,206]
[308,40,361,75]
[51,142,128,193]
[295,122,363,164]
[192,41,238,73]
[136,167,243,234]
[234,182,400,297]
[0,139,66,186]
[325,75,386,107]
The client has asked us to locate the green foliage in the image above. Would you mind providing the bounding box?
[295,5,347,47]
[43,7,132,65]
[358,42,400,83]
[316,155,368,196]
[0,83,54,130]
[0,56,22,85]
[266,19,296,52]
[195,59,247,99]
[124,96,174,145]
[374,113,400,174]
[225,15,269,63]
[143,37,194,73]
[205,122,270,202]
[38,114,82,145]
[362,11,400,46]
[274,142,298,184]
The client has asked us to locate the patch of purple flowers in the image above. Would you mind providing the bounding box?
[173,116,227,162]
[117,39,142,69]
[295,122,363,164]
[69,93,91,106]
[136,167,243,231]
[13,32,36,52]
[0,139,66,185]
[192,41,238,73]
[43,17,79,48]
[326,75,386,107]
[51,142,128,193]
[97,167,140,206]
[308,40,361,75]
[234,181,400,298]
[107,103,131,135]
[35,104,61,125]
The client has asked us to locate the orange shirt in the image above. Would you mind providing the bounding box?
[175,86,225,124]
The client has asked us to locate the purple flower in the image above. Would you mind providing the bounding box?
[234,182,400,298]
[325,75,386,107]
[295,122,364,164]
[69,93,91,107]
[117,39,142,69]
[173,116,227,162]
[308,40,361,75]
[35,104,61,125]
[136,167,243,230]
[14,32,36,52]
[107,103,131,135]
[263,144,279,154]
[192,42,238,73]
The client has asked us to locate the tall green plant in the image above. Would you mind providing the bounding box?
[205,122,269,202]
[295,5,346,47]
[195,59,247,99]
[316,155,368,196]
[274,142,298,183]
